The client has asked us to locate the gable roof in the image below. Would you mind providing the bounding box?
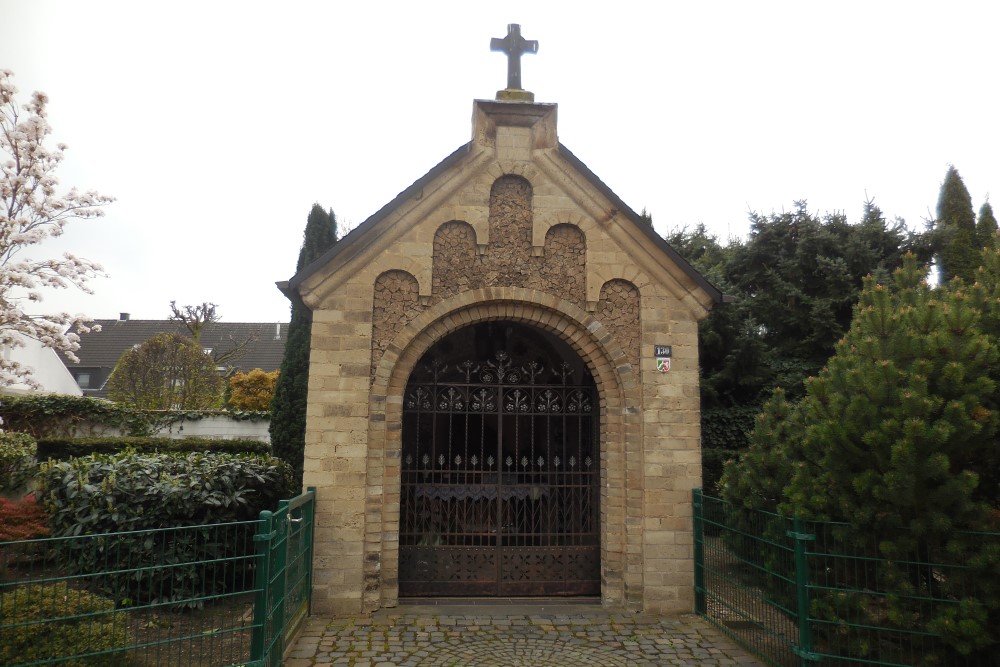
[283,140,722,305]
[63,319,289,398]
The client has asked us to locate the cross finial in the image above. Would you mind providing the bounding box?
[490,24,538,91]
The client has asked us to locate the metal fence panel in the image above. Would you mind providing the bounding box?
[693,489,1000,667]
[1,489,315,667]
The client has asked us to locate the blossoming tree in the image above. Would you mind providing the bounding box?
[0,70,112,387]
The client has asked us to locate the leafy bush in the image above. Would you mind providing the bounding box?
[37,450,293,607]
[227,368,279,411]
[37,436,270,461]
[0,582,130,666]
[39,450,293,532]
[0,494,50,541]
[108,332,223,410]
[0,431,36,494]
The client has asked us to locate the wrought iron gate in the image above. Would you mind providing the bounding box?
[399,331,600,597]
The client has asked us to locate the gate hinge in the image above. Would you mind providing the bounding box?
[253,530,277,543]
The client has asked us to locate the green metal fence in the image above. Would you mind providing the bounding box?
[693,489,999,667]
[0,488,315,667]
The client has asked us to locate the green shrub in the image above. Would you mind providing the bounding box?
[0,494,50,541]
[37,450,293,607]
[39,449,292,530]
[0,582,130,666]
[0,432,36,495]
[37,436,271,461]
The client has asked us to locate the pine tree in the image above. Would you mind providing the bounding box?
[976,200,998,250]
[935,166,978,283]
[721,252,1000,659]
[269,204,337,489]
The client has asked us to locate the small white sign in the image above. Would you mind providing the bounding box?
[656,358,671,373]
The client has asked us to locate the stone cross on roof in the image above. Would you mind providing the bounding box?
[490,24,538,92]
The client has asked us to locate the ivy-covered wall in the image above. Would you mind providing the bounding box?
[0,394,270,442]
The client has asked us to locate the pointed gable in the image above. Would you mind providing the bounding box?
[286,89,720,618]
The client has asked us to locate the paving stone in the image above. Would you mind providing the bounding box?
[287,608,764,666]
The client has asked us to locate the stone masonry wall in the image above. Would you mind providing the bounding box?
[373,176,597,380]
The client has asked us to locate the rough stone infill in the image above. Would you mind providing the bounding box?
[285,608,764,666]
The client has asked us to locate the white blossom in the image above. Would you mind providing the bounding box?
[0,71,113,388]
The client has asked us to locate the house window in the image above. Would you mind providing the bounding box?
[76,373,91,388]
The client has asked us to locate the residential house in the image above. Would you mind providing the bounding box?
[1,332,84,396]
[62,314,289,399]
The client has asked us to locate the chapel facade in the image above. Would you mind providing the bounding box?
[283,34,720,615]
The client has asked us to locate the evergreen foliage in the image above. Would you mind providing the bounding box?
[666,202,911,490]
[935,166,979,283]
[720,251,1000,658]
[977,200,998,250]
[270,204,338,488]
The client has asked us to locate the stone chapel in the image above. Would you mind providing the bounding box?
[281,26,721,616]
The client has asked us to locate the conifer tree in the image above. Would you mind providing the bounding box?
[935,166,979,283]
[269,204,337,489]
[721,252,1000,658]
[976,200,998,250]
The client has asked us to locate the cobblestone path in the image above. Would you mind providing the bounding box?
[284,605,763,666]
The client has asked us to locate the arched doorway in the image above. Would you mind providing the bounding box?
[398,321,600,596]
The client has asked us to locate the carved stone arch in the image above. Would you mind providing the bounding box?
[483,161,544,189]
[432,220,483,299]
[364,287,644,611]
[369,254,431,300]
[370,269,424,378]
[424,208,489,248]
[532,211,592,250]
[597,279,641,372]
[586,264,654,307]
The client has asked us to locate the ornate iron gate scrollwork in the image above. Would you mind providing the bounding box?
[399,339,600,597]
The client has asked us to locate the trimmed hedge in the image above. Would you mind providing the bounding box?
[37,436,270,461]
[0,582,130,666]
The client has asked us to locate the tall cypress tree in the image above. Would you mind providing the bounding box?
[270,204,338,489]
[977,200,998,250]
[935,166,978,283]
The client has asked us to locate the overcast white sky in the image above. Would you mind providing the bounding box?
[2,1,998,323]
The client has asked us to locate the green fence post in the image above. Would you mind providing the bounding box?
[250,510,275,663]
[270,499,290,666]
[692,488,706,615]
[788,517,818,666]
[306,487,316,616]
